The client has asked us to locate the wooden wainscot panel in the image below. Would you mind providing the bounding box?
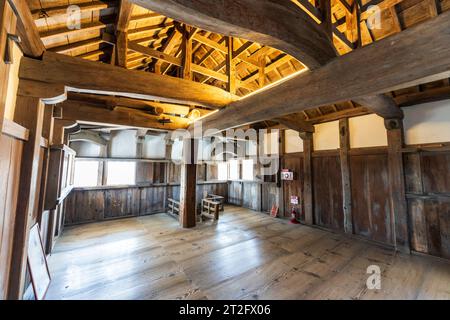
[420,152,450,193]
[313,155,344,231]
[242,182,261,211]
[261,183,279,213]
[407,197,450,259]
[404,149,450,259]
[350,153,393,244]
[64,189,105,225]
[140,186,166,215]
[104,188,140,220]
[228,181,243,206]
[0,130,24,299]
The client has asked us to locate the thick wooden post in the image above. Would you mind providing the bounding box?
[301,132,314,225]
[179,138,197,228]
[339,118,353,234]
[386,118,410,253]
[8,95,44,299]
[182,25,193,81]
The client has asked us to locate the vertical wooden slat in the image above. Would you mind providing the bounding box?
[8,95,44,299]
[301,132,314,225]
[339,118,353,234]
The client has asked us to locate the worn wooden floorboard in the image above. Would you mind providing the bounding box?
[45,206,450,300]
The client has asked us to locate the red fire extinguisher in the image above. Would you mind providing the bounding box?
[290,207,301,224]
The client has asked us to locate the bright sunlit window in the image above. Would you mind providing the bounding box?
[106,161,136,186]
[73,161,99,187]
[229,159,239,180]
[218,162,228,180]
[242,159,254,180]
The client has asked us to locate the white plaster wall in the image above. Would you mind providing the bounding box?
[313,121,339,150]
[403,100,450,145]
[349,114,388,148]
[263,131,279,155]
[198,138,212,161]
[246,140,258,156]
[109,130,137,158]
[142,135,166,159]
[284,129,303,153]
[171,140,183,161]
[70,141,105,157]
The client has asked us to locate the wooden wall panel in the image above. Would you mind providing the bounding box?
[313,155,344,231]
[350,153,393,244]
[420,153,450,193]
[405,151,450,259]
[408,197,450,259]
[283,154,304,219]
[261,183,279,213]
[228,181,242,205]
[242,182,260,211]
[64,183,228,225]
[0,134,23,299]
[104,188,140,219]
[65,190,105,225]
[140,186,166,215]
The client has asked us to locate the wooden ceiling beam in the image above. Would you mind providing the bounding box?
[8,0,45,57]
[128,22,174,39]
[19,51,238,109]
[128,42,183,66]
[59,100,189,130]
[116,0,134,32]
[129,0,337,69]
[115,0,134,67]
[67,92,192,116]
[193,12,450,132]
[394,86,450,107]
[48,38,105,54]
[40,20,114,41]
[240,55,294,89]
[31,1,113,23]
[274,114,314,133]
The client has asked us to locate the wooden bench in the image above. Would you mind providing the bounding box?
[201,198,221,221]
[167,198,180,220]
[203,192,225,211]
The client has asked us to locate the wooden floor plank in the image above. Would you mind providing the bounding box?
[45,205,450,300]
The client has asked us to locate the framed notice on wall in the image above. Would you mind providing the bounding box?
[27,224,51,300]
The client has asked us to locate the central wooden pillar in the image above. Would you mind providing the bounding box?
[179,138,197,228]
